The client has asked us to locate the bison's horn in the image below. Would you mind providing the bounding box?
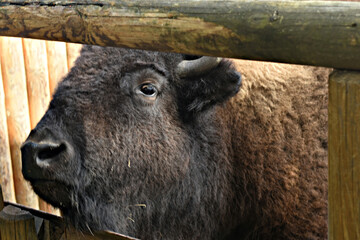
[176,56,222,78]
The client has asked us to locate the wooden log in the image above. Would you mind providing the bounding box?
[66,43,82,71]
[0,0,359,70]
[0,37,39,209]
[46,41,68,96]
[0,205,37,240]
[329,70,360,240]
[22,38,50,136]
[22,38,60,215]
[3,202,139,240]
[0,63,16,203]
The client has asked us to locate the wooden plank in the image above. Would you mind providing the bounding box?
[66,43,82,71]
[0,62,16,203]
[4,202,139,240]
[22,39,50,135]
[0,0,359,70]
[0,205,38,240]
[0,37,39,209]
[22,38,60,215]
[60,227,139,240]
[329,70,360,240]
[46,41,68,96]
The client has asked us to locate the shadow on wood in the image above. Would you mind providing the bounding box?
[0,200,138,240]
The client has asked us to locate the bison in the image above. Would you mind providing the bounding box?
[21,45,329,239]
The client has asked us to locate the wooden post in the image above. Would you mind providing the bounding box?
[3,201,140,240]
[22,38,51,132]
[22,38,60,215]
[0,62,16,203]
[0,37,39,209]
[46,41,68,96]
[66,43,83,71]
[0,205,38,240]
[329,70,360,240]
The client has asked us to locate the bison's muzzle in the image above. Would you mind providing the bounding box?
[21,128,75,208]
[21,141,66,180]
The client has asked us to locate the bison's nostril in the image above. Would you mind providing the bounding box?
[22,141,67,180]
[22,141,67,172]
[38,143,66,161]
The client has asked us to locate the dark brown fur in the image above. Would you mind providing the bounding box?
[22,46,329,239]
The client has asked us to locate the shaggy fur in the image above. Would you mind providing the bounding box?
[21,46,329,239]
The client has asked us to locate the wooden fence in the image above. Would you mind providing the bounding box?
[0,185,137,240]
[0,37,82,215]
[0,0,359,239]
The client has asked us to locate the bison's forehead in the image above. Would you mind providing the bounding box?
[49,47,182,119]
[69,45,182,80]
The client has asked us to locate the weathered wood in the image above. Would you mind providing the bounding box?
[0,64,16,203]
[66,43,82,71]
[0,37,39,209]
[22,38,61,215]
[3,202,139,240]
[0,0,359,70]
[0,205,38,240]
[46,41,68,96]
[23,38,51,131]
[329,70,360,240]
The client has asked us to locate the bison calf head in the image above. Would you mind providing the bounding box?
[21,46,241,236]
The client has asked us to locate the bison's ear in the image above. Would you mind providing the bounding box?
[177,58,241,118]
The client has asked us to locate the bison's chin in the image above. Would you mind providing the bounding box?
[30,180,72,209]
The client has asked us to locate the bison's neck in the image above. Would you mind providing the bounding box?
[134,107,241,239]
[63,106,243,239]
[141,106,243,239]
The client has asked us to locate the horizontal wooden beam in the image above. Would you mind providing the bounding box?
[1,201,139,240]
[0,0,359,69]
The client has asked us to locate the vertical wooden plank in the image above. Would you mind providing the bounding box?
[22,38,60,215]
[46,41,68,96]
[0,37,39,209]
[66,43,82,70]
[329,70,360,240]
[0,61,16,203]
[23,38,51,129]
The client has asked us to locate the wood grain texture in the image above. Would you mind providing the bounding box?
[22,38,50,129]
[66,43,82,71]
[0,205,37,240]
[22,38,60,215]
[46,41,68,96]
[0,0,359,69]
[329,70,360,240]
[0,37,39,209]
[3,202,139,240]
[0,64,15,203]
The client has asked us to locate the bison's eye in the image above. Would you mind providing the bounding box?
[138,83,158,97]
